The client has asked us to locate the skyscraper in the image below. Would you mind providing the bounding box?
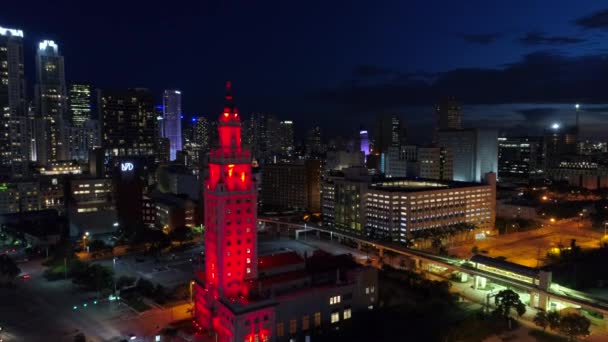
[100,88,155,157]
[305,126,323,157]
[435,97,462,131]
[374,114,406,154]
[359,129,370,156]
[437,128,498,182]
[0,26,28,177]
[162,90,182,161]
[200,81,258,300]
[193,116,210,150]
[35,40,67,163]
[68,83,92,127]
[278,120,294,157]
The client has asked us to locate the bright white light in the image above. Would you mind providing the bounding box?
[38,40,58,52]
[156,116,163,121]
[0,26,24,37]
[113,222,119,227]
[174,90,181,94]
[551,123,560,130]
[360,130,368,134]
[575,103,580,110]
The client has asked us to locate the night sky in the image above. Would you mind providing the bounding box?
[4,1,608,142]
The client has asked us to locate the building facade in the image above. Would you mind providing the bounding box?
[437,128,498,182]
[100,88,156,158]
[68,83,92,127]
[417,146,453,181]
[0,26,28,177]
[35,40,67,164]
[498,136,543,180]
[260,160,321,213]
[162,90,182,161]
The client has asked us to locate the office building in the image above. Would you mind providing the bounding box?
[68,178,113,214]
[437,129,498,182]
[435,97,462,131]
[382,146,407,177]
[68,83,92,127]
[260,160,321,212]
[0,26,28,177]
[325,150,365,171]
[0,180,40,214]
[366,173,496,242]
[374,115,406,154]
[35,40,67,164]
[322,167,495,243]
[359,129,370,157]
[153,193,197,233]
[543,124,577,169]
[68,119,100,161]
[100,88,156,158]
[497,136,543,180]
[162,90,182,161]
[305,126,323,157]
[417,146,453,180]
[322,167,371,236]
[193,84,378,342]
[278,120,295,157]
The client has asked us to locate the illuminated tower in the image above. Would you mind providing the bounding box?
[162,89,182,160]
[204,81,258,299]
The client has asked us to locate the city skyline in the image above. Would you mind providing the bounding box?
[3,2,608,140]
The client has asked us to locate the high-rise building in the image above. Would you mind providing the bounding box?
[278,120,294,157]
[0,27,28,177]
[543,124,577,169]
[68,83,92,127]
[382,146,406,177]
[435,97,462,131]
[437,129,498,182]
[35,40,67,164]
[200,81,258,300]
[305,126,323,157]
[193,116,210,150]
[417,146,453,180]
[498,136,543,179]
[68,119,100,161]
[374,115,406,154]
[261,160,321,212]
[100,88,156,157]
[359,129,370,156]
[162,90,182,161]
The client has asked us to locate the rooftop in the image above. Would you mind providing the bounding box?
[471,254,539,278]
[370,177,488,193]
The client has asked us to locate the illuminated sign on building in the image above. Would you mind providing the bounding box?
[120,162,134,172]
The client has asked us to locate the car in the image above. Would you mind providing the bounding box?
[20,273,30,280]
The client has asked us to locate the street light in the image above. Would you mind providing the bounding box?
[83,232,90,253]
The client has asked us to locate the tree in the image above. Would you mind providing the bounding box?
[558,313,590,341]
[170,225,192,246]
[533,311,549,331]
[74,333,86,342]
[72,264,114,291]
[547,310,561,330]
[0,254,20,284]
[88,240,107,253]
[493,289,526,328]
[136,278,155,297]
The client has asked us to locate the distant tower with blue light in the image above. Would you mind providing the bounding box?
[162,89,182,160]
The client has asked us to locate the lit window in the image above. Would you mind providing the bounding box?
[276,323,284,337]
[331,312,339,323]
[329,295,341,305]
[246,258,251,264]
[302,315,310,330]
[314,312,321,327]
[289,319,297,334]
[365,287,369,294]
[343,308,352,320]
[246,268,251,274]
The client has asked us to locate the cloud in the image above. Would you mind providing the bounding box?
[314,52,608,114]
[515,107,560,123]
[459,33,502,45]
[576,9,608,30]
[519,32,585,45]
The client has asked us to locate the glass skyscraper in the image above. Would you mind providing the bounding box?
[162,89,182,161]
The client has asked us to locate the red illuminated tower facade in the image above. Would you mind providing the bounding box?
[204,81,258,297]
[195,83,270,341]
